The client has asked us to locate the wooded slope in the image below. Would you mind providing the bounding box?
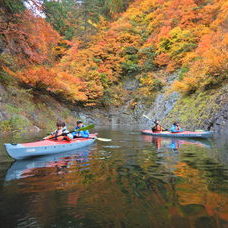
[1,0,227,106]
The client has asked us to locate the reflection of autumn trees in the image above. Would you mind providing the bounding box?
[175,162,228,223]
[3,144,228,227]
[174,145,228,223]
[139,144,228,225]
[3,151,171,226]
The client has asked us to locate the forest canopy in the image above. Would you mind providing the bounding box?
[0,0,227,105]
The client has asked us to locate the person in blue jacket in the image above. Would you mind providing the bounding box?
[170,122,184,133]
[72,120,90,138]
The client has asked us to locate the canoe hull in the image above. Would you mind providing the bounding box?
[141,130,213,138]
[5,137,96,160]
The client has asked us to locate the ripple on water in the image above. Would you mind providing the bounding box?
[103,145,121,149]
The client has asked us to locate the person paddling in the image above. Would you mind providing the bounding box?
[72,120,90,138]
[152,120,166,132]
[44,120,73,141]
[170,122,184,133]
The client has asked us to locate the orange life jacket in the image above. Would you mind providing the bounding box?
[152,124,163,132]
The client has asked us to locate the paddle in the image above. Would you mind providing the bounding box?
[143,114,152,121]
[46,124,95,140]
[46,124,112,141]
[70,125,112,141]
[75,136,112,142]
[143,114,168,131]
[95,137,112,142]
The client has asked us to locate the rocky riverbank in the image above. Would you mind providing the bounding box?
[0,83,111,135]
[0,79,228,135]
[106,78,228,133]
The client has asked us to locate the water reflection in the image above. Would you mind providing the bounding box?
[5,148,91,182]
[140,134,228,226]
[0,129,227,227]
[142,135,212,150]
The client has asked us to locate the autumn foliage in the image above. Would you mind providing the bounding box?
[55,0,228,103]
[172,30,228,93]
[1,0,228,104]
[0,10,60,66]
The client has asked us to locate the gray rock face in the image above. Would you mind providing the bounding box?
[144,92,180,122]
[112,83,228,133]
[0,84,8,121]
[206,92,228,133]
[123,78,139,91]
[72,107,110,125]
[0,72,228,133]
[136,72,181,126]
[30,125,41,132]
[0,111,4,121]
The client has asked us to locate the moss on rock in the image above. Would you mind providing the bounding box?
[162,88,225,130]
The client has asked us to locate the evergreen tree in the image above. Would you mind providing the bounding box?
[42,0,133,40]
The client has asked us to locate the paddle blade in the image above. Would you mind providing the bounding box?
[96,137,112,142]
[71,124,95,133]
[143,114,151,120]
[79,124,95,131]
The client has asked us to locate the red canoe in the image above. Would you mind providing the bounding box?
[141,130,213,138]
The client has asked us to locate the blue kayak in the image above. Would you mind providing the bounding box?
[5,135,97,160]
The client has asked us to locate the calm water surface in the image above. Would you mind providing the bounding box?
[0,126,227,228]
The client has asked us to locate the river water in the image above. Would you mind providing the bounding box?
[0,126,227,228]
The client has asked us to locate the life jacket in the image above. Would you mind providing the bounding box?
[52,127,69,140]
[170,125,183,133]
[152,124,162,132]
[73,125,89,138]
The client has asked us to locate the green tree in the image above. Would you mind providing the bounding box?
[43,0,79,40]
[42,0,133,40]
[0,0,25,14]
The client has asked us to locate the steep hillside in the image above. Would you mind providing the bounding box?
[51,0,228,106]
[3,0,227,106]
[0,0,228,133]
[0,82,110,134]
